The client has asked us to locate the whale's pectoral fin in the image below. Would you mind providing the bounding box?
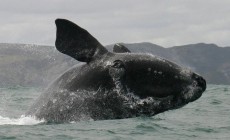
[55,19,108,62]
[113,44,131,53]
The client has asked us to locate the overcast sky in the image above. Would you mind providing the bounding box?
[0,0,229,47]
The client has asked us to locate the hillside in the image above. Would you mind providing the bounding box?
[169,43,230,84]
[0,43,76,87]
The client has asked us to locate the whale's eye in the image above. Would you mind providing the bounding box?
[112,60,124,68]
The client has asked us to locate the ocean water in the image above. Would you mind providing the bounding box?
[0,85,229,140]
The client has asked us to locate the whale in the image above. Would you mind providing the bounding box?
[26,19,206,122]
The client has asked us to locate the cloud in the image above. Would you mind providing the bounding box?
[0,0,230,47]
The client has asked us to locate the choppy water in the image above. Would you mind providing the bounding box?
[0,85,229,140]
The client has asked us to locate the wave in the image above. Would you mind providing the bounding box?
[0,115,44,125]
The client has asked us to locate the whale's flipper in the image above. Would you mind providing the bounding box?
[55,19,108,62]
[113,44,131,53]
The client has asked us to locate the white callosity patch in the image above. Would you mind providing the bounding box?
[152,70,163,76]
[180,68,192,77]
[146,53,167,62]
[177,67,193,81]
[181,81,199,101]
[158,71,163,75]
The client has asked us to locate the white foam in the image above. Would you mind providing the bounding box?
[0,115,44,125]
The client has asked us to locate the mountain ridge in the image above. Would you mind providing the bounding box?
[0,42,229,87]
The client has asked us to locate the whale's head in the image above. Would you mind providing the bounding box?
[101,50,206,113]
[55,19,206,116]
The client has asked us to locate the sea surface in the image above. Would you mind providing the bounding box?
[0,85,229,140]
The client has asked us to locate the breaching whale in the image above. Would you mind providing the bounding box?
[26,19,206,122]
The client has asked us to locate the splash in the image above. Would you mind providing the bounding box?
[0,115,44,125]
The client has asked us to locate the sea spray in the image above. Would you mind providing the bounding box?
[0,115,44,125]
